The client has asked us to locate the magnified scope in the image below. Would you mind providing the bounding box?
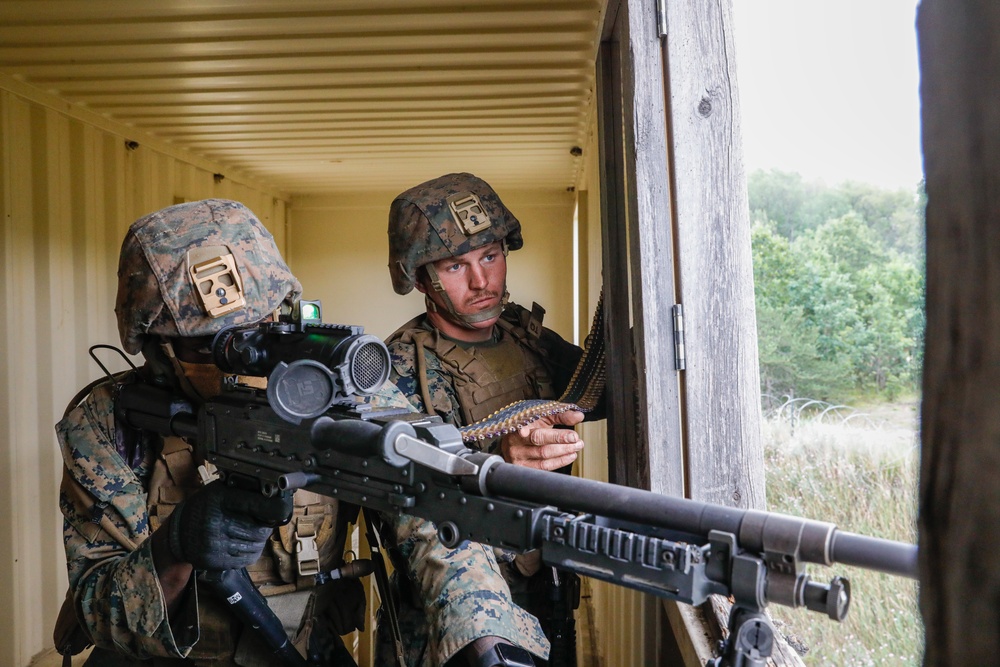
[212,316,390,423]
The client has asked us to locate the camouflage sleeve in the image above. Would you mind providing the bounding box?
[56,384,199,659]
[387,512,550,665]
[386,339,463,426]
[363,378,418,411]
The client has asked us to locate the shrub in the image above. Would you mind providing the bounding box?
[762,402,923,665]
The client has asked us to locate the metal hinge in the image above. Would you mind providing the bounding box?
[656,0,668,38]
[672,304,686,370]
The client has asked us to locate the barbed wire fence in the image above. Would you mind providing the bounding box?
[761,394,881,433]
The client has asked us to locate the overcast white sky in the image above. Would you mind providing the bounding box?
[732,0,924,192]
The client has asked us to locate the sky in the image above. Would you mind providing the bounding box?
[732,0,924,192]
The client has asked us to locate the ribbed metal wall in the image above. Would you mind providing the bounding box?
[0,86,288,667]
[0,0,604,197]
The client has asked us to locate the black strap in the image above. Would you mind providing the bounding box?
[362,508,406,667]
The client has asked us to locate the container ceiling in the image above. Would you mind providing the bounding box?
[0,0,605,195]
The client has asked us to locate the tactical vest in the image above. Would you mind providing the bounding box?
[388,304,558,427]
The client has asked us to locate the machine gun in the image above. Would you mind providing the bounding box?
[113,308,918,667]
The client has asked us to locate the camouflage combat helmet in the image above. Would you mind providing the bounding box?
[116,198,302,355]
[387,172,523,296]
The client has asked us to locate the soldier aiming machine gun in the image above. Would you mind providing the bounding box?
[107,304,918,667]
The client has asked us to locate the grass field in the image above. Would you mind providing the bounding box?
[762,399,923,666]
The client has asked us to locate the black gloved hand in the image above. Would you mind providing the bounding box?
[166,479,293,571]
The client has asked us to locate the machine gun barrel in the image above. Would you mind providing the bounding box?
[105,283,923,667]
[830,530,917,576]
[482,463,917,579]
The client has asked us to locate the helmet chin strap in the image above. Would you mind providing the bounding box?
[160,339,212,400]
[423,262,508,330]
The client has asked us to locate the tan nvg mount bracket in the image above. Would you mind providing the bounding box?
[447,191,492,235]
[188,246,247,318]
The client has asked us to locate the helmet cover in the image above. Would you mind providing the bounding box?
[115,198,302,354]
[387,172,523,295]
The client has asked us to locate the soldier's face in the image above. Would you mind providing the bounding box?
[419,241,507,331]
[169,335,226,399]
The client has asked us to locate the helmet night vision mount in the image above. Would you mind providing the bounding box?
[211,300,390,424]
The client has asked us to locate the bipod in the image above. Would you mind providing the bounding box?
[705,604,775,667]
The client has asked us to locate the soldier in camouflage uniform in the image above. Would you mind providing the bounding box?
[383,174,603,667]
[55,199,548,667]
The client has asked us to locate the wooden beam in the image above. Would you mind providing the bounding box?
[620,0,687,498]
[661,0,764,508]
[663,601,716,666]
[918,1,1000,664]
[597,23,647,489]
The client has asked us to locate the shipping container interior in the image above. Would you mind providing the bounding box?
[0,2,660,665]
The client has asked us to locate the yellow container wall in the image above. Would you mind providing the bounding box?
[0,86,288,667]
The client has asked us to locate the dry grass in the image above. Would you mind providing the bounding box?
[763,401,923,666]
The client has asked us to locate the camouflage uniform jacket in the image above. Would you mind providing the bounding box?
[58,372,548,666]
[380,304,590,665]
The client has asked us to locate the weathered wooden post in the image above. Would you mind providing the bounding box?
[918,1,1000,663]
[596,0,791,663]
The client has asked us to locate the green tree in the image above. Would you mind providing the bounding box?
[756,302,852,401]
[797,215,923,393]
[751,221,853,400]
[750,187,926,401]
[748,169,925,262]
[748,169,822,239]
[854,256,925,393]
[815,180,924,261]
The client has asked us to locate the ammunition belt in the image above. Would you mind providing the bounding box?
[459,293,606,442]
